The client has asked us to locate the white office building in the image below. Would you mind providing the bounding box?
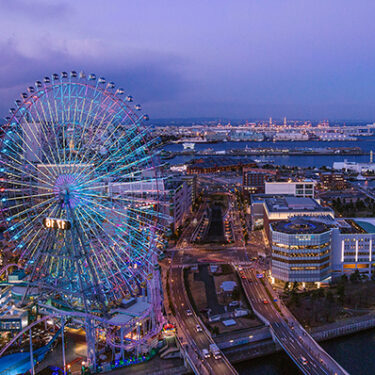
[331,218,375,278]
[265,180,315,198]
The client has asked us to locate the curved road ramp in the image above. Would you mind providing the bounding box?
[240,267,349,375]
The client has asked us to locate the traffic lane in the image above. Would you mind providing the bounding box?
[242,271,328,375]
[171,269,235,374]
[274,324,327,375]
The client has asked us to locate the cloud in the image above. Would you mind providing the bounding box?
[0,38,190,118]
[0,0,70,21]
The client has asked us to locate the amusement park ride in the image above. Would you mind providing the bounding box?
[0,71,167,372]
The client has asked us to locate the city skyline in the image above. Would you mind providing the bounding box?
[2,2,375,373]
[1,0,375,120]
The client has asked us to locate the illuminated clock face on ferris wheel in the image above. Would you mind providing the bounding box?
[0,71,165,311]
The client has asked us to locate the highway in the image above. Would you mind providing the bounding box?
[240,267,349,375]
[169,265,238,375]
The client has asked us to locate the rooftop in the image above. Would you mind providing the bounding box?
[265,196,332,213]
[271,218,330,234]
[337,218,375,234]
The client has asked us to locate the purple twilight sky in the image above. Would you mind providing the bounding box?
[0,0,375,120]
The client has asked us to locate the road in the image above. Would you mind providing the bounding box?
[169,265,238,375]
[169,191,349,375]
[240,267,349,375]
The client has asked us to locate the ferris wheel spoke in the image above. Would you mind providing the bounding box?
[70,87,110,166]
[0,177,53,192]
[4,191,54,202]
[75,128,159,183]
[55,85,68,165]
[74,208,132,293]
[3,196,56,221]
[75,206,144,292]
[36,94,64,170]
[22,104,62,173]
[81,190,166,207]
[72,98,120,169]
[68,98,79,165]
[0,162,55,190]
[77,153,154,190]
[71,210,111,288]
[77,202,153,267]
[78,191,167,232]
[78,195,161,250]
[9,111,57,170]
[20,203,60,260]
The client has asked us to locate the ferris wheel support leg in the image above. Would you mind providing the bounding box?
[137,324,141,357]
[61,316,66,375]
[85,318,96,371]
[120,327,124,360]
[29,328,35,375]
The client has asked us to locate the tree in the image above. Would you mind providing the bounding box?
[326,290,334,304]
[340,274,348,284]
[337,283,345,305]
[350,269,361,283]
[290,292,300,307]
[292,281,299,292]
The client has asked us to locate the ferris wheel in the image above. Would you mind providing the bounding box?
[0,71,166,313]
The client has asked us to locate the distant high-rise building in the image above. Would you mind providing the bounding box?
[283,117,287,126]
[269,117,272,126]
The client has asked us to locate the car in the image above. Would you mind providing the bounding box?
[263,299,269,304]
[300,356,308,365]
[202,348,211,358]
[196,324,202,332]
[186,309,192,316]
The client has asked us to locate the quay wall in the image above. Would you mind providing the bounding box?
[222,313,375,363]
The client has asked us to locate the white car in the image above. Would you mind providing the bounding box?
[196,324,202,332]
[202,348,211,358]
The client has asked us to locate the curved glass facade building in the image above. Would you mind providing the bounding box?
[271,218,331,283]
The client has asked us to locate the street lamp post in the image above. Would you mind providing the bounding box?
[29,328,35,375]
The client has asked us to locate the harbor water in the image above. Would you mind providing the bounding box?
[236,327,375,375]
[163,137,375,168]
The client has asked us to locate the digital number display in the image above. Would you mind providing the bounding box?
[43,218,71,230]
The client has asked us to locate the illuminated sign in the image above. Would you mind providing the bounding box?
[43,218,71,230]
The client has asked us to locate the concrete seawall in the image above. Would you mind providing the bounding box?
[222,313,375,363]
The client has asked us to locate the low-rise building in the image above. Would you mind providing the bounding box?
[333,160,375,173]
[243,168,277,194]
[187,157,256,174]
[265,180,316,198]
[319,172,346,190]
